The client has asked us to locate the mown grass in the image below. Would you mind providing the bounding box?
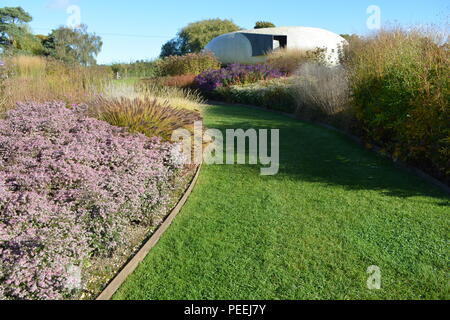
[114,104,449,300]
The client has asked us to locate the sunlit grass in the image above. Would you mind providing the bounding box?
[114,104,449,300]
[103,80,206,112]
[0,55,111,111]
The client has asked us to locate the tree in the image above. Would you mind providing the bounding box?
[0,6,36,52]
[254,21,276,29]
[160,19,240,58]
[160,37,184,58]
[43,24,103,65]
[12,28,44,55]
[340,34,361,44]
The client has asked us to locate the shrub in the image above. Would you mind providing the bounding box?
[155,52,220,77]
[194,63,285,91]
[267,48,327,74]
[141,74,196,89]
[254,21,276,29]
[345,27,450,180]
[161,74,196,88]
[209,78,297,113]
[0,101,183,300]
[293,63,350,116]
[89,96,202,140]
[111,60,157,78]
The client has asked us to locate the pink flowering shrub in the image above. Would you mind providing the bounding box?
[0,102,182,300]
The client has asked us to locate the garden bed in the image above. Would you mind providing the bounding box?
[85,165,198,300]
[0,101,196,300]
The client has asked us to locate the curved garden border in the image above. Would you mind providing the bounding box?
[208,100,450,195]
[96,164,203,300]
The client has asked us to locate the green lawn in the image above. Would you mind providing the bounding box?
[114,104,449,300]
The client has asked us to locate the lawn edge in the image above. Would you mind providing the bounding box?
[96,163,203,300]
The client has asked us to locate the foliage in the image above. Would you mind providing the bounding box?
[0,55,112,112]
[344,28,450,180]
[160,19,240,57]
[209,78,297,113]
[0,101,183,300]
[293,63,350,116]
[160,38,184,58]
[142,74,197,89]
[267,47,327,74]
[103,80,204,111]
[111,60,157,78]
[159,74,196,88]
[0,6,102,62]
[340,34,362,45]
[194,63,285,91]
[89,96,202,140]
[254,21,276,29]
[155,52,220,77]
[0,6,34,52]
[0,59,6,113]
[42,24,103,66]
[2,54,46,77]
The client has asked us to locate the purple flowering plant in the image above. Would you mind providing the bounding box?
[0,101,183,300]
[194,63,285,91]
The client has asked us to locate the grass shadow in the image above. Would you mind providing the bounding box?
[203,104,449,202]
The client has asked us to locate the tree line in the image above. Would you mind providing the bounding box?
[1,5,279,66]
[0,6,102,66]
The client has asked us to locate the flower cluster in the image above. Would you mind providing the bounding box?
[194,63,285,91]
[0,102,182,300]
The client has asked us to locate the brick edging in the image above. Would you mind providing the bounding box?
[96,164,203,300]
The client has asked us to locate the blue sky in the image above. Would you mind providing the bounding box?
[2,0,448,64]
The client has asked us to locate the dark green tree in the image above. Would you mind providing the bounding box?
[160,19,240,57]
[43,24,103,65]
[254,21,276,29]
[0,6,37,53]
[160,37,184,58]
